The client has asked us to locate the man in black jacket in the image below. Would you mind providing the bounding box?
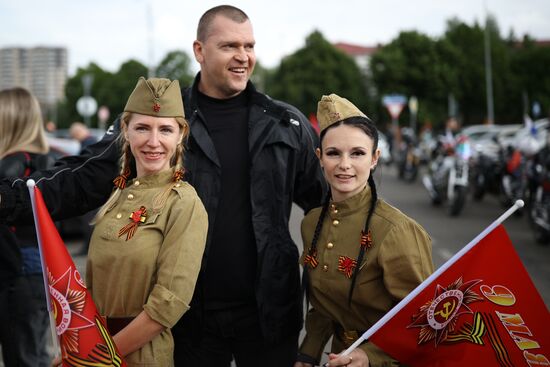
[0,5,325,367]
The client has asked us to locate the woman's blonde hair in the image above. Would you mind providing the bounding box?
[0,87,49,159]
[92,112,189,223]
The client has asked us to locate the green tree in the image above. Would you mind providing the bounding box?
[370,30,451,128]
[438,19,486,124]
[60,63,113,128]
[484,16,521,123]
[440,16,520,124]
[108,59,149,119]
[511,37,550,119]
[155,50,195,89]
[60,59,148,128]
[250,60,273,93]
[266,31,367,119]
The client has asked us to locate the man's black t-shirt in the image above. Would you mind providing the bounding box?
[198,90,257,309]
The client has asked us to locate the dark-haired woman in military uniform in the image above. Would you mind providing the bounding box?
[295,94,433,367]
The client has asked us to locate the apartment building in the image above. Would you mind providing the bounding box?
[0,47,67,116]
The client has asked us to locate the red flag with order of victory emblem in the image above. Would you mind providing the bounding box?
[29,183,127,366]
[368,224,549,366]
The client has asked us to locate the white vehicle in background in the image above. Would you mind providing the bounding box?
[377,131,391,165]
[46,128,106,158]
[495,124,523,149]
[467,124,522,159]
[46,134,81,158]
[512,118,549,156]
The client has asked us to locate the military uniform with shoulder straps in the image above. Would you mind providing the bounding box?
[299,186,433,366]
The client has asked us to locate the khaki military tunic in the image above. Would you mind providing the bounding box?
[299,185,433,367]
[87,170,208,367]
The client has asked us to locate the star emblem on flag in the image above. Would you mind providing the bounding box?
[407,277,484,345]
[49,267,95,354]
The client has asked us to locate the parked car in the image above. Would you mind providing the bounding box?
[469,124,522,160]
[46,134,81,158]
[55,128,106,142]
[461,124,501,144]
[496,124,523,149]
[512,118,549,155]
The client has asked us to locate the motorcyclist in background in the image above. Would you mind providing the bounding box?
[423,117,471,216]
[428,117,460,177]
[438,117,460,156]
[529,124,550,244]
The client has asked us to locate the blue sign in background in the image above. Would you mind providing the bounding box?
[382,94,407,107]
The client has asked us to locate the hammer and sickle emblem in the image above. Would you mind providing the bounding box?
[435,300,456,320]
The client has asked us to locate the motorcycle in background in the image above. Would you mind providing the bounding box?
[500,126,542,214]
[396,127,421,182]
[423,134,472,216]
[469,136,504,202]
[528,130,550,245]
[500,147,527,210]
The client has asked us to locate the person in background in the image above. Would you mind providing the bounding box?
[45,120,57,134]
[0,6,325,367]
[71,77,207,366]
[0,87,55,367]
[439,117,460,154]
[295,94,433,367]
[70,121,98,151]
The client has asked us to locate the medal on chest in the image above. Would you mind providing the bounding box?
[118,206,147,241]
[337,229,373,279]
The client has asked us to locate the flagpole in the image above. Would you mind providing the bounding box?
[27,179,61,360]
[329,199,525,361]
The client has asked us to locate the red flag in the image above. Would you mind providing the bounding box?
[370,225,549,366]
[30,184,127,366]
[309,112,320,134]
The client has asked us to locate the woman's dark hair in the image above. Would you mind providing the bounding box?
[306,116,379,305]
[319,116,379,152]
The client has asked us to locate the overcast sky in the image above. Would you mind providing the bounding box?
[1,0,549,75]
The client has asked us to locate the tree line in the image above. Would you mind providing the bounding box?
[57,16,550,133]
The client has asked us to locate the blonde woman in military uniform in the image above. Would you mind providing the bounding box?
[84,77,208,366]
[295,95,433,367]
